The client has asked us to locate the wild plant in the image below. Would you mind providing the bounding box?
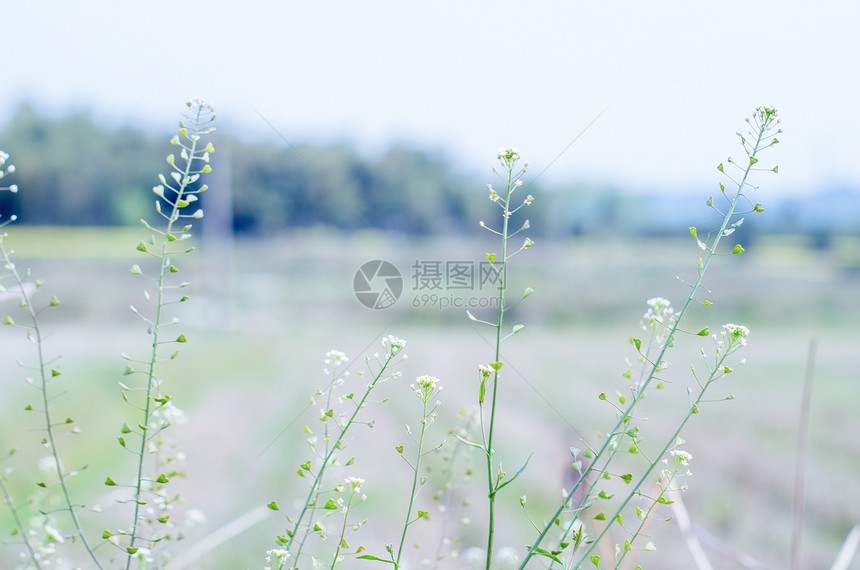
[265,336,409,569]
[1,146,107,568]
[515,106,781,569]
[466,147,535,569]
[108,99,215,567]
[0,104,786,570]
[0,99,216,569]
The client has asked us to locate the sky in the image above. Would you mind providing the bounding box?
[2,1,859,197]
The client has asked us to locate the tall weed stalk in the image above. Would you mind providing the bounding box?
[0,105,786,570]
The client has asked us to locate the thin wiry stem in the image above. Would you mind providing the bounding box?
[125,102,213,567]
[0,245,104,569]
[520,107,780,569]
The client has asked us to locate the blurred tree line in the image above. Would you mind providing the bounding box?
[1,105,858,242]
[0,105,493,235]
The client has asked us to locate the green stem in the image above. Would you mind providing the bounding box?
[1,246,104,569]
[0,453,43,569]
[520,111,775,570]
[396,398,431,565]
[126,106,205,566]
[571,351,733,567]
[485,160,515,570]
[288,350,401,562]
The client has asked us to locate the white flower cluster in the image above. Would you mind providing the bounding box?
[412,375,443,405]
[265,548,290,570]
[714,323,750,354]
[643,297,675,328]
[669,449,692,467]
[334,476,367,511]
[323,349,350,384]
[149,400,187,429]
[0,150,18,193]
[382,335,406,359]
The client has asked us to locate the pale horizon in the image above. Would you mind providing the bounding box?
[2,1,859,197]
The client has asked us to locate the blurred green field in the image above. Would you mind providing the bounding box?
[1,227,858,569]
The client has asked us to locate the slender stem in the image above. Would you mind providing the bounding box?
[396,400,429,565]
[790,338,817,570]
[287,350,400,562]
[571,349,735,567]
[1,245,104,569]
[126,106,204,566]
[484,160,515,570]
[0,457,43,569]
[519,110,777,569]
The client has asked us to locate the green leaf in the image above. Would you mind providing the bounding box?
[357,555,396,564]
[530,547,563,564]
[631,338,642,352]
[732,244,744,254]
[495,453,532,493]
[452,433,486,454]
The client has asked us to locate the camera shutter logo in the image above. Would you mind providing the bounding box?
[353,260,403,309]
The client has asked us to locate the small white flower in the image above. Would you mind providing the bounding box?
[44,525,64,544]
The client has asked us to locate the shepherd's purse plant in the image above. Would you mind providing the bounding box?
[0,105,783,569]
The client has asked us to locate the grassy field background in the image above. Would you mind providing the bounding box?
[1,226,858,569]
